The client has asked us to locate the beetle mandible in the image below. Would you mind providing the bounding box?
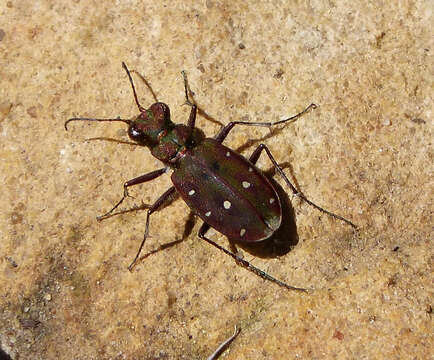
[65,63,357,292]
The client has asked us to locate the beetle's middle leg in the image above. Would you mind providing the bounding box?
[249,144,357,229]
[128,186,177,271]
[214,103,317,143]
[198,222,307,292]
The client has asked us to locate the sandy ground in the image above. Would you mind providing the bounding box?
[0,1,432,359]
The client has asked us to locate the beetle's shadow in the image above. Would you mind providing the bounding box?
[137,210,196,263]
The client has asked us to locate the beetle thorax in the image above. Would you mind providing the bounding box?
[151,124,205,164]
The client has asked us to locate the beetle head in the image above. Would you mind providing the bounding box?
[128,102,173,147]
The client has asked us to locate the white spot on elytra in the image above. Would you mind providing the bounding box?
[188,189,195,196]
[269,197,275,204]
[248,167,253,172]
[205,211,211,217]
[223,200,231,209]
[240,228,246,237]
[242,181,251,188]
[226,151,230,157]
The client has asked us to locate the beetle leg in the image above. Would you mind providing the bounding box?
[180,71,198,127]
[128,186,177,271]
[207,325,241,360]
[97,167,168,221]
[198,222,308,292]
[250,144,357,229]
[186,104,197,128]
[95,202,153,220]
[181,70,195,106]
[214,103,317,143]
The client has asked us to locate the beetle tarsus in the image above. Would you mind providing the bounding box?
[96,195,128,221]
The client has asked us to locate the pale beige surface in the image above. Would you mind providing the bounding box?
[0,1,432,359]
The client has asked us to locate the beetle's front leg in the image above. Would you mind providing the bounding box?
[180,70,198,128]
[186,103,197,128]
[97,167,168,221]
[249,144,357,229]
[198,222,307,292]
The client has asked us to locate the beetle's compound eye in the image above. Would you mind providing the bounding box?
[128,123,148,144]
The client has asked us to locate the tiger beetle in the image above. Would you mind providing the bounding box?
[65,62,357,292]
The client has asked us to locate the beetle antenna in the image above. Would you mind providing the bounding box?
[64,117,131,131]
[122,62,145,113]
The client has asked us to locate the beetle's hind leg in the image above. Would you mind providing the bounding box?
[198,222,307,292]
[250,144,357,229]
